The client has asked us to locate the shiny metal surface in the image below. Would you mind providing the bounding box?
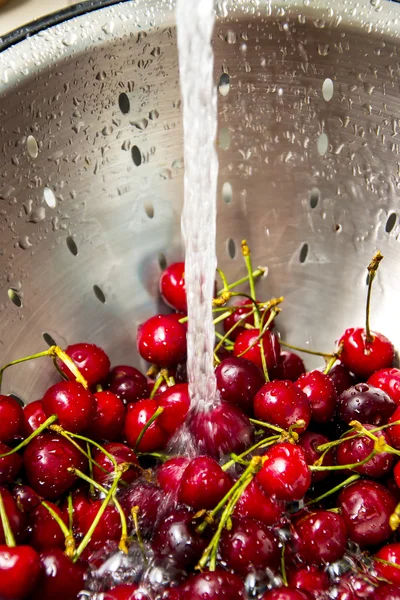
[0,0,400,402]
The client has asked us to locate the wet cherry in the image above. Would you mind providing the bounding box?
[233,478,283,526]
[296,370,337,424]
[58,342,111,386]
[159,262,187,312]
[12,484,41,515]
[23,400,46,436]
[0,487,27,544]
[261,588,312,600]
[337,383,396,426]
[156,383,190,435]
[233,329,281,376]
[297,431,334,484]
[77,500,122,551]
[328,361,357,395]
[215,356,265,413]
[103,584,152,600]
[257,442,311,501]
[31,548,86,600]
[368,368,400,405]
[85,390,125,441]
[223,298,270,341]
[119,482,163,536]
[0,395,23,443]
[92,442,140,485]
[254,380,311,433]
[0,441,22,484]
[29,502,67,551]
[375,583,400,600]
[137,314,187,368]
[339,327,394,380]
[180,570,245,600]
[387,406,400,449]
[288,566,330,599]
[42,381,96,434]
[277,351,306,382]
[375,543,400,585]
[107,365,148,405]
[294,510,348,564]
[157,457,190,495]
[0,544,40,600]
[124,399,168,452]
[178,456,232,511]
[336,424,394,478]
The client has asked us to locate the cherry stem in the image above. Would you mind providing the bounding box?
[279,340,336,359]
[67,494,74,532]
[365,251,383,343]
[389,502,400,531]
[304,474,360,508]
[41,501,75,558]
[216,268,229,292]
[222,436,280,471]
[349,420,400,457]
[73,468,123,561]
[280,543,288,586]
[96,384,103,392]
[323,343,344,375]
[309,448,376,472]
[86,442,95,498]
[134,406,164,452]
[236,307,281,371]
[0,414,58,458]
[0,348,53,391]
[241,240,260,327]
[0,491,16,547]
[216,267,266,297]
[149,370,168,400]
[49,425,119,471]
[375,557,400,571]
[131,506,147,562]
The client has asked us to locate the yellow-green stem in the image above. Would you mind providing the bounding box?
[41,501,75,558]
[216,267,265,296]
[134,406,164,452]
[0,414,58,458]
[365,251,383,343]
[304,474,360,508]
[0,491,15,547]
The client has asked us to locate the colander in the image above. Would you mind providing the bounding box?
[0,0,400,405]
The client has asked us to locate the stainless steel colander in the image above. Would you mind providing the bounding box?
[0,0,399,403]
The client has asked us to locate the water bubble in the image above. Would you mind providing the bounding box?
[62,32,77,46]
[43,187,56,208]
[27,206,46,223]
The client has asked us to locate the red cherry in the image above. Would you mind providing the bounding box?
[0,441,22,484]
[59,487,91,530]
[375,543,400,585]
[107,365,148,404]
[223,298,271,341]
[23,400,46,436]
[24,433,87,499]
[42,381,96,434]
[31,548,85,600]
[0,395,23,443]
[119,482,163,536]
[58,342,110,386]
[104,584,152,600]
[328,361,357,395]
[92,442,139,485]
[233,329,281,375]
[375,583,400,600]
[124,399,168,452]
[339,327,394,379]
[254,380,311,433]
[77,500,122,550]
[297,431,334,484]
[156,383,190,435]
[288,566,330,599]
[294,510,348,564]
[180,570,245,600]
[29,502,67,551]
[0,544,40,600]
[388,407,400,448]
[233,478,283,526]
[334,574,376,600]
[85,390,125,441]
[337,383,396,426]
[393,459,400,489]
[220,517,279,575]
[137,314,187,367]
[12,484,41,515]
[336,424,394,478]
[261,589,312,600]
[0,487,27,544]
[338,479,396,547]
[157,457,190,495]
[178,456,232,510]
[296,370,337,423]
[277,351,306,382]
[368,368,400,405]
[147,377,169,398]
[215,357,265,413]
[257,442,311,501]
[159,262,187,311]
[189,402,253,458]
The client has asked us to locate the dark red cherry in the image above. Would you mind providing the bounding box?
[159,262,187,312]
[24,433,87,499]
[179,456,232,510]
[156,383,190,435]
[334,574,376,600]
[288,566,330,598]
[220,517,279,575]
[368,368,400,405]
[58,342,110,386]
[261,588,312,600]
[339,327,394,379]
[338,479,396,547]
[31,548,85,600]
[233,478,283,526]
[42,381,96,434]
[388,407,400,449]
[254,380,311,433]
[124,399,168,452]
[375,583,400,600]
[152,507,207,568]
[92,442,139,485]
[85,390,125,441]
[223,298,271,341]
[0,441,22,484]
[375,544,400,585]
[12,484,41,515]
[257,442,311,501]
[0,395,23,443]
[328,361,357,395]
[294,510,347,564]
[0,544,40,600]
[393,458,400,489]
[0,487,27,544]
[59,487,91,530]
[297,432,334,484]
[180,570,245,600]
[23,400,46,436]
[215,357,265,413]
[277,351,306,382]
[296,370,337,424]
[119,482,163,536]
[337,383,396,426]
[103,585,152,600]
[233,329,281,376]
[107,365,148,404]
[77,500,121,550]
[137,314,187,367]
[157,457,190,495]
[336,424,394,478]
[29,502,67,551]
[189,402,253,458]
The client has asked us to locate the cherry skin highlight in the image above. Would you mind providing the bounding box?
[0,544,40,600]
[339,327,394,379]
[368,367,400,405]
[137,314,187,368]
[257,442,311,501]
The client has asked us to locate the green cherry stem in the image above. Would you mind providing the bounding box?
[134,407,164,453]
[0,414,58,458]
[365,251,383,343]
[0,491,16,547]
[86,442,95,498]
[149,370,168,400]
[279,340,336,359]
[281,543,288,586]
[131,506,147,562]
[49,425,118,471]
[309,448,377,472]
[222,436,280,471]
[0,349,53,391]
[67,494,74,532]
[241,240,260,327]
[216,267,266,297]
[304,474,360,508]
[41,501,75,558]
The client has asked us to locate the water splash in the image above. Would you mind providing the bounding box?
[176,0,219,413]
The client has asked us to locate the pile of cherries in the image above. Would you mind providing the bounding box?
[2,247,400,600]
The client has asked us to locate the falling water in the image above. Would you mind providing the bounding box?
[176,0,219,412]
